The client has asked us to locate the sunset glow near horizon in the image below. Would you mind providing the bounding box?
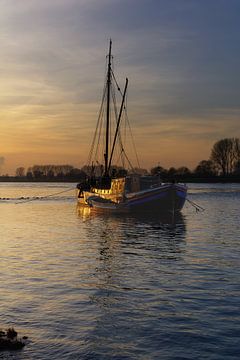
[0,0,239,175]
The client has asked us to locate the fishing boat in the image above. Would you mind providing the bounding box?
[77,40,187,214]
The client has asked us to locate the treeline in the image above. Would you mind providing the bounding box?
[151,138,240,182]
[14,165,86,181]
[1,138,240,182]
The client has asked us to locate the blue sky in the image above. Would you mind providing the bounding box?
[0,0,239,173]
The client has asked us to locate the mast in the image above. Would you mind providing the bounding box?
[108,78,128,173]
[104,39,112,176]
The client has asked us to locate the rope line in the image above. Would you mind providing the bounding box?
[186,198,205,212]
[14,187,75,204]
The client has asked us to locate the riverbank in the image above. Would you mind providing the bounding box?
[1,176,240,183]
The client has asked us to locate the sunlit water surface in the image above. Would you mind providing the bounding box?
[0,182,239,359]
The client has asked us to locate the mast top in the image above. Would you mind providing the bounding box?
[107,39,112,62]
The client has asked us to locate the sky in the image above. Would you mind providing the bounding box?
[0,0,239,174]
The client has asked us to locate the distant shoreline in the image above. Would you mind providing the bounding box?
[1,176,240,183]
[0,178,78,183]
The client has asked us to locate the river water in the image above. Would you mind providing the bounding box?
[0,182,239,359]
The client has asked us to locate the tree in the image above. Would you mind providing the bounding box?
[26,170,33,180]
[129,167,149,175]
[175,166,191,176]
[194,160,217,177]
[151,165,165,176]
[68,168,87,180]
[234,160,240,174]
[210,138,240,175]
[167,167,177,178]
[15,167,25,177]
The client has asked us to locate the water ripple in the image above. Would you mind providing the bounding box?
[0,183,239,359]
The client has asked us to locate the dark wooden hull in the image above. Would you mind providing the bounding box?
[78,183,187,214]
[125,184,186,214]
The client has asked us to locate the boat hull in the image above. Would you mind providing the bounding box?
[78,183,187,214]
[125,184,186,213]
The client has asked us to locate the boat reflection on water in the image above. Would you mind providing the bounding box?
[76,204,186,357]
[76,203,186,229]
[76,205,186,258]
[76,203,187,270]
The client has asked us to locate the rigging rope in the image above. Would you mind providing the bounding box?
[121,148,135,172]
[87,83,107,167]
[124,109,141,169]
[111,70,122,94]
[110,72,140,171]
[186,198,205,212]
[87,58,141,174]
[15,187,75,204]
[111,84,126,167]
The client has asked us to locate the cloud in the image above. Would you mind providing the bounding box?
[0,0,240,173]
